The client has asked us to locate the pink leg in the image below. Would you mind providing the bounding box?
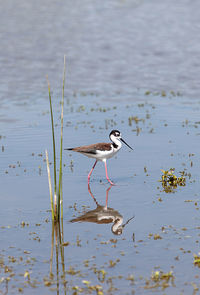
[104,161,115,185]
[88,160,97,184]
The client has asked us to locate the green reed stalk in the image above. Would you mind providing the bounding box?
[58,55,66,220]
[47,76,57,197]
[45,150,55,221]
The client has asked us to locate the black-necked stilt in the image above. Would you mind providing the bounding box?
[65,130,133,185]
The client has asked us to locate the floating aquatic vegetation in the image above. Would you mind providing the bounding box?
[151,270,173,282]
[128,116,145,126]
[159,169,186,193]
[193,254,200,267]
[145,90,182,97]
[154,234,162,240]
[144,270,174,290]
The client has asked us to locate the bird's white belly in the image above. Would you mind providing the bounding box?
[82,148,119,161]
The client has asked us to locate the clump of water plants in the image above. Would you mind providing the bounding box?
[45,56,66,222]
[144,270,174,290]
[160,169,186,193]
[193,254,200,267]
[151,270,173,282]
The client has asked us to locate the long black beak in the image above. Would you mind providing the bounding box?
[120,138,133,150]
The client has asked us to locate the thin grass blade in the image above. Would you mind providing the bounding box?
[46,76,57,197]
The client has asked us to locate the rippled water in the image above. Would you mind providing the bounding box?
[1,0,200,101]
[1,0,200,294]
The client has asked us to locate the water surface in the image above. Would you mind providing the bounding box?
[1,0,200,294]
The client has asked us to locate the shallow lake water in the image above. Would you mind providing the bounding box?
[1,93,200,294]
[1,0,200,294]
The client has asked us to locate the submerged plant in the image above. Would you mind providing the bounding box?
[159,169,186,193]
[45,56,66,222]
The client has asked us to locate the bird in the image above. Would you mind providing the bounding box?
[65,130,133,185]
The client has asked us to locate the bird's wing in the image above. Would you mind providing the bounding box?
[68,143,112,153]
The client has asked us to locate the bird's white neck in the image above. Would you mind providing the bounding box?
[110,135,122,150]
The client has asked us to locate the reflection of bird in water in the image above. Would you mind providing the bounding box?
[65,130,133,185]
[70,184,134,235]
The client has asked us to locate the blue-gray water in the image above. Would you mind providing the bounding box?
[1,0,200,101]
[1,1,200,294]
